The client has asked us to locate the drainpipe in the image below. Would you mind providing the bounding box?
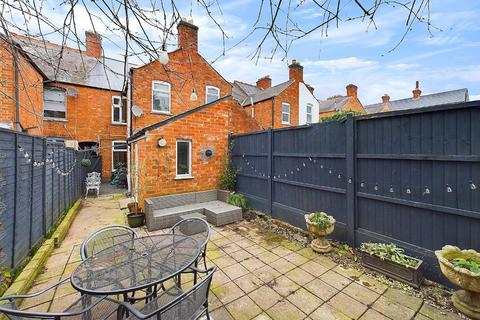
[271,98,275,128]
[126,69,132,193]
[13,46,20,131]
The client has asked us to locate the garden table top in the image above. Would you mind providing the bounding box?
[70,234,200,296]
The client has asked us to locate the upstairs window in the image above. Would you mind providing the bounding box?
[306,103,313,124]
[112,96,127,124]
[206,86,220,103]
[44,87,66,120]
[112,141,127,171]
[152,81,171,113]
[176,140,192,178]
[281,103,290,124]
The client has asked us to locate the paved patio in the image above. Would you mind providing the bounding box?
[23,195,462,320]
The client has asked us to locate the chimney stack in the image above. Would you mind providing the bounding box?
[412,80,422,98]
[346,84,358,99]
[256,76,272,89]
[288,59,303,83]
[306,84,315,94]
[177,18,198,52]
[85,31,102,58]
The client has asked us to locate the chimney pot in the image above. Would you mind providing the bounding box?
[346,84,358,98]
[382,94,390,104]
[256,76,271,89]
[85,31,102,58]
[178,19,199,52]
[288,59,303,83]
[412,80,422,98]
[306,84,315,94]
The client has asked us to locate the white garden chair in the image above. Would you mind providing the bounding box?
[85,172,101,197]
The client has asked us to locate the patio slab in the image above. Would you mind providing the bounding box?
[18,196,463,320]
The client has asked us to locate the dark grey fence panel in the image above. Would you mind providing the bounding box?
[231,100,480,284]
[0,128,88,270]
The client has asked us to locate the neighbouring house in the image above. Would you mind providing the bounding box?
[365,81,470,113]
[232,60,320,129]
[6,32,131,180]
[318,84,365,120]
[0,35,46,135]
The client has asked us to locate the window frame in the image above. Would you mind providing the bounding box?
[43,87,67,120]
[205,86,220,104]
[111,140,127,172]
[306,103,313,124]
[175,139,192,179]
[111,96,127,125]
[151,80,171,114]
[281,102,291,124]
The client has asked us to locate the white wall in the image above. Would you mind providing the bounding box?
[298,82,319,125]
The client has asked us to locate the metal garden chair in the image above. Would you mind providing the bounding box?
[169,217,211,286]
[0,278,118,319]
[85,172,101,197]
[115,267,216,320]
[80,225,139,261]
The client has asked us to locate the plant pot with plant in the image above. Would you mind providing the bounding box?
[360,242,424,288]
[435,245,480,319]
[305,212,335,253]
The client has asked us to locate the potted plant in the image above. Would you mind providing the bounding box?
[435,245,480,319]
[360,242,424,288]
[305,211,335,253]
[80,158,91,167]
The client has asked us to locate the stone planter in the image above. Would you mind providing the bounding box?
[435,245,480,319]
[127,212,145,228]
[305,213,335,253]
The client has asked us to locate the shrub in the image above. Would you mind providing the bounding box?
[321,109,362,122]
[360,242,419,268]
[227,193,248,211]
[219,144,237,191]
[80,158,91,167]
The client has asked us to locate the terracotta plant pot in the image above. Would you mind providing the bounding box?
[435,245,480,319]
[305,212,335,253]
[127,212,145,228]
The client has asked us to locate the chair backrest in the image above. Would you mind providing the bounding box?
[154,267,216,319]
[80,225,138,260]
[87,172,101,178]
[170,217,211,250]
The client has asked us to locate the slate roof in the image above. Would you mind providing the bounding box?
[12,34,133,92]
[318,96,352,113]
[232,80,293,106]
[365,89,469,114]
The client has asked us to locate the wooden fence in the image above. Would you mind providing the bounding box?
[0,128,92,269]
[230,100,480,284]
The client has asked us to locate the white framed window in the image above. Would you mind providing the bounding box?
[176,140,192,178]
[281,102,290,124]
[43,87,66,120]
[112,141,127,171]
[112,96,127,124]
[306,103,313,124]
[205,86,220,103]
[152,81,171,113]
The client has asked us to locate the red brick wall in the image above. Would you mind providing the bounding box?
[0,38,44,135]
[133,98,260,203]
[43,83,126,179]
[319,97,365,120]
[131,49,232,131]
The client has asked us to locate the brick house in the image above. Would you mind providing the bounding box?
[0,35,46,135]
[318,84,365,119]
[232,60,320,129]
[5,32,130,180]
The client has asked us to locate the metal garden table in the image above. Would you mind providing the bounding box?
[70,234,200,301]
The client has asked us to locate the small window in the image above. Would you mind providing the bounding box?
[281,103,290,124]
[176,140,191,177]
[112,141,127,171]
[44,87,66,119]
[152,81,171,113]
[306,103,313,124]
[112,96,127,124]
[206,86,220,103]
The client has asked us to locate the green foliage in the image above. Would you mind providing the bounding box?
[310,211,334,228]
[360,242,419,268]
[80,158,91,167]
[321,109,362,122]
[451,258,480,273]
[111,163,127,186]
[227,193,248,211]
[219,143,237,191]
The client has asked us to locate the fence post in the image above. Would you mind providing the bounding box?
[11,133,18,267]
[29,137,35,248]
[346,114,356,246]
[42,139,47,236]
[267,129,273,214]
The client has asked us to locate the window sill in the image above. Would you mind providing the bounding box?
[111,122,127,126]
[175,175,194,180]
[281,122,291,125]
[151,111,172,116]
[44,118,67,122]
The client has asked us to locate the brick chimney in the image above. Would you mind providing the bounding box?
[381,94,390,112]
[288,59,303,83]
[306,84,315,94]
[256,76,272,89]
[177,18,198,52]
[346,84,358,98]
[412,80,422,98]
[85,31,102,58]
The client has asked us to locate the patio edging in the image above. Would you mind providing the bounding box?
[2,200,82,297]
